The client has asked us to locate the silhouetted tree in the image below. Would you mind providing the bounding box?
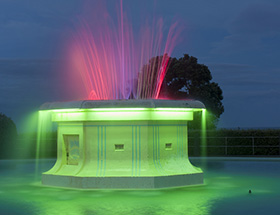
[137,54,170,99]
[0,113,17,159]
[160,54,224,129]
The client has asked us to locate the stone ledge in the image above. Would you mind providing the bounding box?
[40,99,205,110]
[42,173,203,189]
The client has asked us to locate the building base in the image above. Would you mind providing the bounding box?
[42,173,203,189]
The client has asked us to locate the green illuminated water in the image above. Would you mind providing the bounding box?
[201,109,207,161]
[1,158,280,215]
[201,109,207,154]
[35,111,53,178]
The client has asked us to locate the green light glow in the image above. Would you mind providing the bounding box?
[36,110,54,177]
[51,107,205,112]
[201,109,207,158]
[40,108,206,122]
[52,108,82,112]
[2,158,280,215]
[38,106,206,188]
[155,108,205,112]
[35,111,43,177]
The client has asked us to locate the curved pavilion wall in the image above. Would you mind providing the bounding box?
[40,99,205,189]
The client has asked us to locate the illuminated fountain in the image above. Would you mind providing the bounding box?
[40,100,205,189]
[39,0,206,189]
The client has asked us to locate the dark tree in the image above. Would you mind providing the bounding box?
[160,54,224,129]
[137,54,170,99]
[0,113,17,159]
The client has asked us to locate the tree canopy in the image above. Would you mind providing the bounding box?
[160,54,224,129]
[0,113,17,159]
[137,54,169,99]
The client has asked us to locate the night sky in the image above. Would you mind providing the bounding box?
[0,0,280,131]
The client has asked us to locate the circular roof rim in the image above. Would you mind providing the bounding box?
[39,99,206,110]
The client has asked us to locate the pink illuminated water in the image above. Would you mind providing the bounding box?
[68,0,180,100]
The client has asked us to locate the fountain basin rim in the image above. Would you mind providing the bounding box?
[40,99,205,110]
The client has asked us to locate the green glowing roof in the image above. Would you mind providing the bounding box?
[40,99,205,110]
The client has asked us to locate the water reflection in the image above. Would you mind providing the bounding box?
[0,159,279,215]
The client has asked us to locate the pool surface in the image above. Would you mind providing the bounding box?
[0,157,279,215]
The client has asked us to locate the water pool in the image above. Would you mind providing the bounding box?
[0,157,279,215]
